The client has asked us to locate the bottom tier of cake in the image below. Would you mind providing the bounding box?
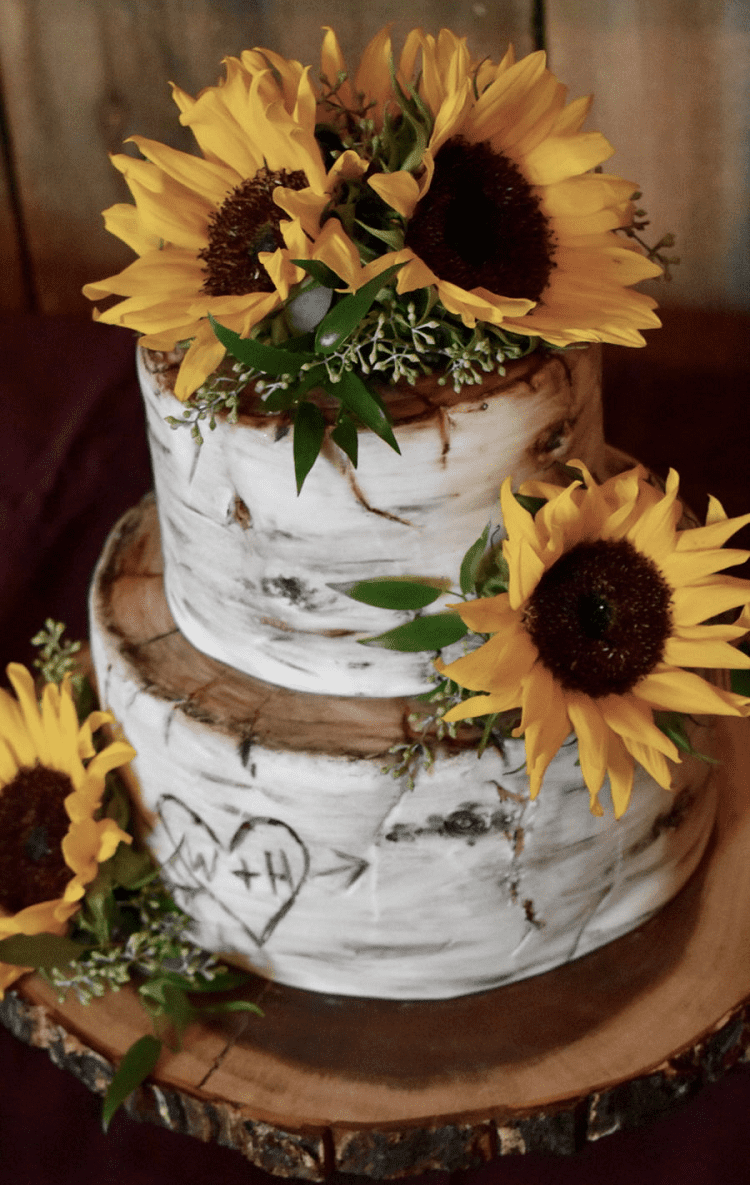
[89,496,718,1000]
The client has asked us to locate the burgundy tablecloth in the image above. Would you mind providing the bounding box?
[0,310,749,1185]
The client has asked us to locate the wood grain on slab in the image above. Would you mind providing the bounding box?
[139,345,607,696]
[89,495,717,1000]
[3,717,749,1176]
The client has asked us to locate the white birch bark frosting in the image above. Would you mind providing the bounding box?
[89,499,718,1000]
[139,345,607,696]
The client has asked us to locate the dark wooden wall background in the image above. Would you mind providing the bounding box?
[0,0,747,318]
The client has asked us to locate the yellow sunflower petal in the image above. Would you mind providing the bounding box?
[551,93,593,135]
[127,135,237,205]
[566,693,609,810]
[0,688,35,767]
[634,666,750,717]
[596,693,679,760]
[437,627,535,694]
[6,664,49,764]
[516,665,572,798]
[77,710,114,760]
[605,732,636,819]
[320,27,355,109]
[676,509,750,551]
[625,468,681,562]
[521,131,614,187]
[393,252,440,292]
[435,280,535,327]
[101,203,161,256]
[659,547,750,587]
[83,740,139,793]
[171,319,228,400]
[663,635,750,670]
[368,171,421,220]
[110,154,213,251]
[442,687,523,723]
[470,51,549,143]
[354,24,395,127]
[172,79,265,178]
[672,576,750,626]
[450,592,514,633]
[540,173,637,218]
[0,737,18,782]
[622,736,674,790]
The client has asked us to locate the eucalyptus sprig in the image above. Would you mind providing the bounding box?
[618,192,680,281]
[31,619,94,721]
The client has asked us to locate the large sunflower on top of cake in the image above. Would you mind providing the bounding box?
[83,52,368,400]
[436,465,750,818]
[85,24,663,406]
[361,28,661,343]
[0,665,134,994]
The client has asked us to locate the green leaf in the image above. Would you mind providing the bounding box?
[200,1000,264,1016]
[81,868,117,945]
[139,979,195,1041]
[109,843,156,890]
[474,547,510,599]
[459,525,490,595]
[354,220,405,251]
[209,315,314,375]
[102,1035,162,1132]
[0,932,89,971]
[290,259,344,289]
[314,263,403,354]
[293,401,327,493]
[514,493,547,518]
[335,369,400,453]
[361,612,469,652]
[103,772,131,831]
[343,578,449,610]
[654,712,718,763]
[330,414,358,467]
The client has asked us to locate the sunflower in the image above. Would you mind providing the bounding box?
[365,30,662,346]
[83,54,366,400]
[437,465,750,817]
[0,665,134,996]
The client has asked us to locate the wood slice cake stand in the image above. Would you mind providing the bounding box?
[0,713,748,1179]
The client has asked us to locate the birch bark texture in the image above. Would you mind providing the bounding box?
[89,496,718,1000]
[140,345,606,696]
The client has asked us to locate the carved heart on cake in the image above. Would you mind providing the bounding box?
[158,795,310,946]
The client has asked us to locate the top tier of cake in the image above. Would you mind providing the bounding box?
[140,344,605,697]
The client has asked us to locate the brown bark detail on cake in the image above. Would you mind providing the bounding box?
[523,899,545,929]
[523,350,605,477]
[344,467,414,527]
[232,495,252,529]
[437,405,452,463]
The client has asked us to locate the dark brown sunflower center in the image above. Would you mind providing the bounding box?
[0,765,72,913]
[403,137,555,300]
[523,538,672,698]
[199,167,308,297]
